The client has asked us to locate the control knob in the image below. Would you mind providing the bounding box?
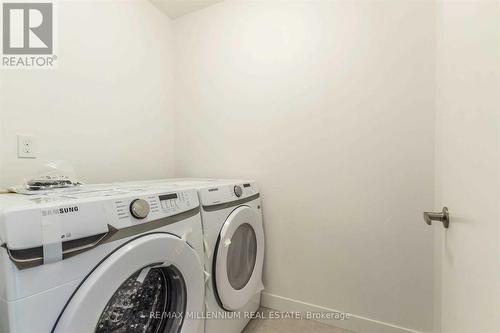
[234,185,243,198]
[130,199,150,219]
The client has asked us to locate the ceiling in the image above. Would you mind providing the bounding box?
[149,0,224,19]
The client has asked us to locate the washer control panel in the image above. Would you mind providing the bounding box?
[111,189,198,229]
[0,186,200,250]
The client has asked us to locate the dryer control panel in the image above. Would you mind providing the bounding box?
[199,181,259,207]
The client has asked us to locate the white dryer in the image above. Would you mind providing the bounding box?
[0,183,205,333]
[146,179,265,333]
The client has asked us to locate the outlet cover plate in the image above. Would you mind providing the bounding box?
[17,135,36,158]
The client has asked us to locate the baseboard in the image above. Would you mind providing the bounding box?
[261,292,422,333]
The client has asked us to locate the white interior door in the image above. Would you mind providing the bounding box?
[435,2,500,333]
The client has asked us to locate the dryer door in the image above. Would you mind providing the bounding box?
[53,233,204,333]
[214,206,264,311]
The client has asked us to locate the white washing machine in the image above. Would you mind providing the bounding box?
[0,183,205,333]
[137,179,265,333]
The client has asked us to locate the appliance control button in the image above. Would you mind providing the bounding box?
[130,199,150,219]
[234,185,243,198]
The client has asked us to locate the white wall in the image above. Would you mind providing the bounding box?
[173,1,436,332]
[0,0,175,189]
[435,1,500,332]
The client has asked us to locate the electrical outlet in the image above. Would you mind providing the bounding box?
[17,135,36,158]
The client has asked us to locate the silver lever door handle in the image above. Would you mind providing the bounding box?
[423,207,449,228]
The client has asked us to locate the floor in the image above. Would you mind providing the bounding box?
[242,308,355,333]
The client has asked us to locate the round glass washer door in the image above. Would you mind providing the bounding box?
[53,233,204,333]
[214,206,264,311]
[95,265,184,333]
